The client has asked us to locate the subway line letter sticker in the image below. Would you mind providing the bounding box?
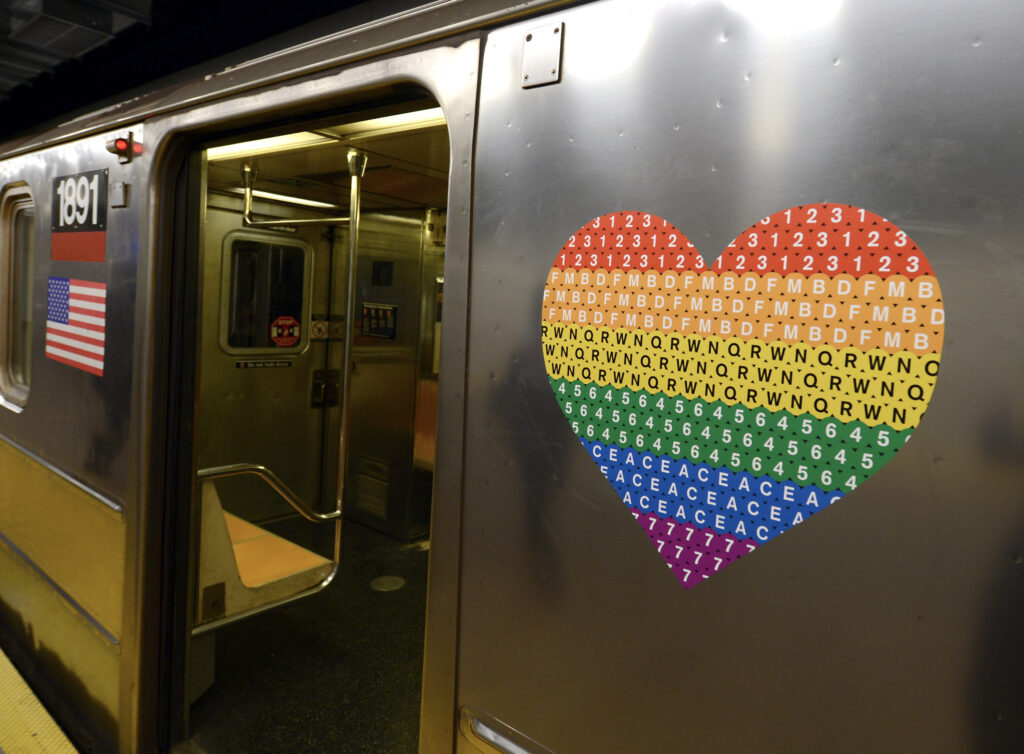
[541,206,943,588]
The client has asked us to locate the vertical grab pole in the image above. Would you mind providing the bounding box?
[335,149,367,555]
[241,162,256,224]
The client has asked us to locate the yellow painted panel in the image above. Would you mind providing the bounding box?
[222,511,265,544]
[0,441,125,639]
[0,646,77,753]
[0,535,120,749]
[196,485,333,624]
[224,512,331,587]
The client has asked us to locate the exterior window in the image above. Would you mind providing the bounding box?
[221,234,310,352]
[0,185,34,408]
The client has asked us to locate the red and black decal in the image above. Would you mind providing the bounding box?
[51,169,108,262]
[270,315,301,347]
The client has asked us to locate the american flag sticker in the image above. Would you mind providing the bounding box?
[46,277,106,376]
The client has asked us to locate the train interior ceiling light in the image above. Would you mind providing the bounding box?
[225,188,345,211]
[206,108,447,161]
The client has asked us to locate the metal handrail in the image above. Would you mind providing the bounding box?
[336,149,367,514]
[192,574,338,636]
[196,462,340,522]
[235,151,367,518]
[240,162,351,228]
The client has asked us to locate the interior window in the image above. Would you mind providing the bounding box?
[224,238,307,350]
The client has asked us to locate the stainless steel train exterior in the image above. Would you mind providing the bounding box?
[0,0,1022,751]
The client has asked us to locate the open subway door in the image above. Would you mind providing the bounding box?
[186,102,449,738]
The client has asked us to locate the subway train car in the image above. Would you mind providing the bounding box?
[0,0,1022,751]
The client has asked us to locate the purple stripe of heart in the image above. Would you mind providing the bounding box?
[633,512,758,588]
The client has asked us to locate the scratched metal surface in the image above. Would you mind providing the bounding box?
[0,134,140,510]
[460,0,1024,751]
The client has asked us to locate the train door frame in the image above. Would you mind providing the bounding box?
[145,39,480,753]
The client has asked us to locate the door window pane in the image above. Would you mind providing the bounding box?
[226,239,306,349]
[0,186,34,409]
[11,206,33,386]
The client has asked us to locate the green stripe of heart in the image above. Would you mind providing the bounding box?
[550,377,910,491]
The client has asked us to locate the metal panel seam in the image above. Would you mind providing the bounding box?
[0,529,120,645]
[0,434,123,513]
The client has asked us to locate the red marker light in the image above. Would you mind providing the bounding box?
[106,132,140,162]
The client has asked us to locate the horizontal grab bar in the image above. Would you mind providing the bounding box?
[197,463,341,523]
[191,571,338,636]
[241,162,350,228]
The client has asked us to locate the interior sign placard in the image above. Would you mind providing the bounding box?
[51,169,108,262]
[361,302,398,339]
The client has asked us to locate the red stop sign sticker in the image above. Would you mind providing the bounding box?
[270,315,301,347]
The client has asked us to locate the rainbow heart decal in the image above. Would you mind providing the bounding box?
[541,205,943,588]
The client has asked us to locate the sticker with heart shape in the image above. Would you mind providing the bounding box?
[541,204,943,588]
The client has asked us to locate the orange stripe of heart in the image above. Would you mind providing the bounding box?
[542,270,943,355]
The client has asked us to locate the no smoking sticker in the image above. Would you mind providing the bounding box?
[310,320,329,340]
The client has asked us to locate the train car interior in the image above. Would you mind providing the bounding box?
[176,98,449,751]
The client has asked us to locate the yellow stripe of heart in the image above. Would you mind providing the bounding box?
[541,322,939,430]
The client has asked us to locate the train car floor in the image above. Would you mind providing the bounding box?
[0,642,77,753]
[186,520,429,753]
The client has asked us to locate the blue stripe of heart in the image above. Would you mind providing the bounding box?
[581,439,845,545]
